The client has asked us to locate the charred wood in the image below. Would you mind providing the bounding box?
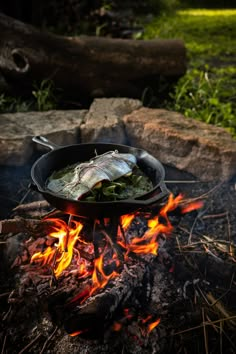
[0,13,186,101]
[0,217,53,235]
[63,258,154,337]
[12,200,51,217]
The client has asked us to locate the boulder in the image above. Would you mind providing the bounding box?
[123,107,236,181]
[0,110,87,165]
[80,97,142,143]
[0,99,235,182]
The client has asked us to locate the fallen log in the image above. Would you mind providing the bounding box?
[0,12,186,101]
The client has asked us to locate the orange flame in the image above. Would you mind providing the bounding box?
[70,329,88,337]
[30,193,203,300]
[90,250,120,296]
[31,218,83,278]
[120,214,135,230]
[181,200,204,214]
[147,318,161,333]
[118,194,186,256]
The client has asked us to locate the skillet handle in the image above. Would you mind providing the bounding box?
[136,181,170,206]
[32,136,59,151]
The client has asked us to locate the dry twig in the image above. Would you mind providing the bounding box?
[39,326,58,354]
[173,315,236,336]
[18,333,42,354]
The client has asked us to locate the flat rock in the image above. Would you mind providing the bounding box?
[1,99,235,182]
[0,110,87,165]
[123,107,236,181]
[81,97,142,143]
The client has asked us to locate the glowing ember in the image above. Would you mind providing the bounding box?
[70,329,88,337]
[112,322,122,331]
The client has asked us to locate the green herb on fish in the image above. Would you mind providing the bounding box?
[46,150,153,201]
[83,171,152,201]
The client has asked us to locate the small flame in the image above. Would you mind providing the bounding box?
[141,314,153,324]
[120,214,135,230]
[69,329,88,337]
[90,250,120,296]
[181,200,204,214]
[147,318,161,333]
[139,315,161,334]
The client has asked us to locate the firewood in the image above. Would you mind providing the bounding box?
[0,217,52,235]
[0,13,186,101]
[12,200,51,217]
[63,258,154,337]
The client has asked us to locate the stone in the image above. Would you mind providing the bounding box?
[0,110,87,165]
[1,99,235,182]
[81,97,142,144]
[123,107,236,181]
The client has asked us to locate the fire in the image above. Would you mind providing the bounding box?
[111,312,161,335]
[140,315,161,334]
[181,200,204,214]
[118,194,190,256]
[31,218,83,278]
[70,329,88,337]
[120,213,135,230]
[90,251,120,296]
[147,318,161,333]
[30,193,203,299]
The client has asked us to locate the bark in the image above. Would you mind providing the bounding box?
[0,217,53,235]
[0,12,187,100]
[12,200,51,216]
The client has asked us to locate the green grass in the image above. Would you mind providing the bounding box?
[1,9,236,136]
[143,9,236,136]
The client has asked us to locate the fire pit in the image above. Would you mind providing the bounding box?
[0,143,235,353]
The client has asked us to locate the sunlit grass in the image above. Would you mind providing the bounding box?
[144,9,236,57]
[143,9,236,137]
[178,9,236,16]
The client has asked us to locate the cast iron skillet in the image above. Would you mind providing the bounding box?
[31,136,169,218]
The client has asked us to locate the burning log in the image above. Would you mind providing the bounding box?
[63,258,154,337]
[0,13,186,100]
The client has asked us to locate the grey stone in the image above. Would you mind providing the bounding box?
[1,100,235,182]
[0,110,87,165]
[123,107,236,181]
[81,97,142,144]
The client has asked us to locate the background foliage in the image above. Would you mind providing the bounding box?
[143,8,236,136]
[0,1,235,136]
